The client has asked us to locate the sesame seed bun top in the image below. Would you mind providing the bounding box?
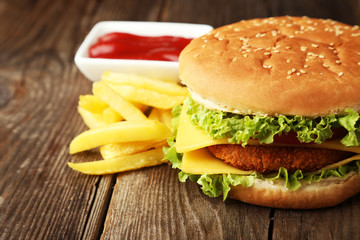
[179,16,360,117]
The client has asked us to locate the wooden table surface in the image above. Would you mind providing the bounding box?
[1,0,360,239]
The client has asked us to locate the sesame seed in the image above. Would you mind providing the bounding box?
[274,49,280,53]
[304,64,309,68]
[335,29,344,36]
[308,26,316,31]
[358,62,360,66]
[296,72,301,76]
[319,54,325,59]
[330,42,335,46]
[336,60,341,64]
[300,69,307,74]
[264,52,271,55]
[286,59,291,63]
[287,76,291,79]
[328,46,334,50]
[266,47,272,51]
[351,33,360,37]
[291,68,296,72]
[333,50,338,54]
[243,54,248,57]
[232,57,238,62]
[300,46,307,51]
[201,44,206,48]
[338,72,344,76]
[311,44,319,48]
[289,35,294,38]
[285,46,291,49]
[263,64,272,69]
[287,70,293,75]
[323,63,330,68]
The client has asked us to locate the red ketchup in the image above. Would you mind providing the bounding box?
[88,32,193,61]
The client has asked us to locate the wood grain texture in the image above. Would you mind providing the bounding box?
[100,164,270,240]
[0,0,110,239]
[0,0,359,239]
[273,194,360,240]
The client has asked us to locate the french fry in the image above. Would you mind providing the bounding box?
[79,95,108,113]
[148,107,161,121]
[69,120,171,154]
[93,81,147,121]
[78,106,107,129]
[70,71,190,175]
[107,84,186,109]
[132,102,148,113]
[100,139,167,159]
[149,108,173,130]
[158,109,173,130]
[102,71,188,96]
[68,148,165,175]
[102,107,124,124]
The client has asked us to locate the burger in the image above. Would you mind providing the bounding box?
[164,16,360,209]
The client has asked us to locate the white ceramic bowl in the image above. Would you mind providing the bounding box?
[74,21,213,82]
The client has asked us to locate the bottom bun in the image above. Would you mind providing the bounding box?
[228,172,360,209]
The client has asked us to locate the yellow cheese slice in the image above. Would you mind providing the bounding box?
[182,148,360,175]
[322,154,360,170]
[181,148,253,175]
[176,105,227,153]
[176,104,360,154]
[302,140,360,153]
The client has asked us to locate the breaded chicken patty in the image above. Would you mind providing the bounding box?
[208,144,354,174]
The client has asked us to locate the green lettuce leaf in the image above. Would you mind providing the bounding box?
[185,96,360,147]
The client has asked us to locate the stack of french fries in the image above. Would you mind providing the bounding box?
[68,71,188,174]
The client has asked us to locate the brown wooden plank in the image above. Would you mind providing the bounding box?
[273,194,360,239]
[100,164,271,239]
[0,0,115,239]
[162,0,360,28]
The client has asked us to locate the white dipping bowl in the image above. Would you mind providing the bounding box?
[74,21,213,82]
